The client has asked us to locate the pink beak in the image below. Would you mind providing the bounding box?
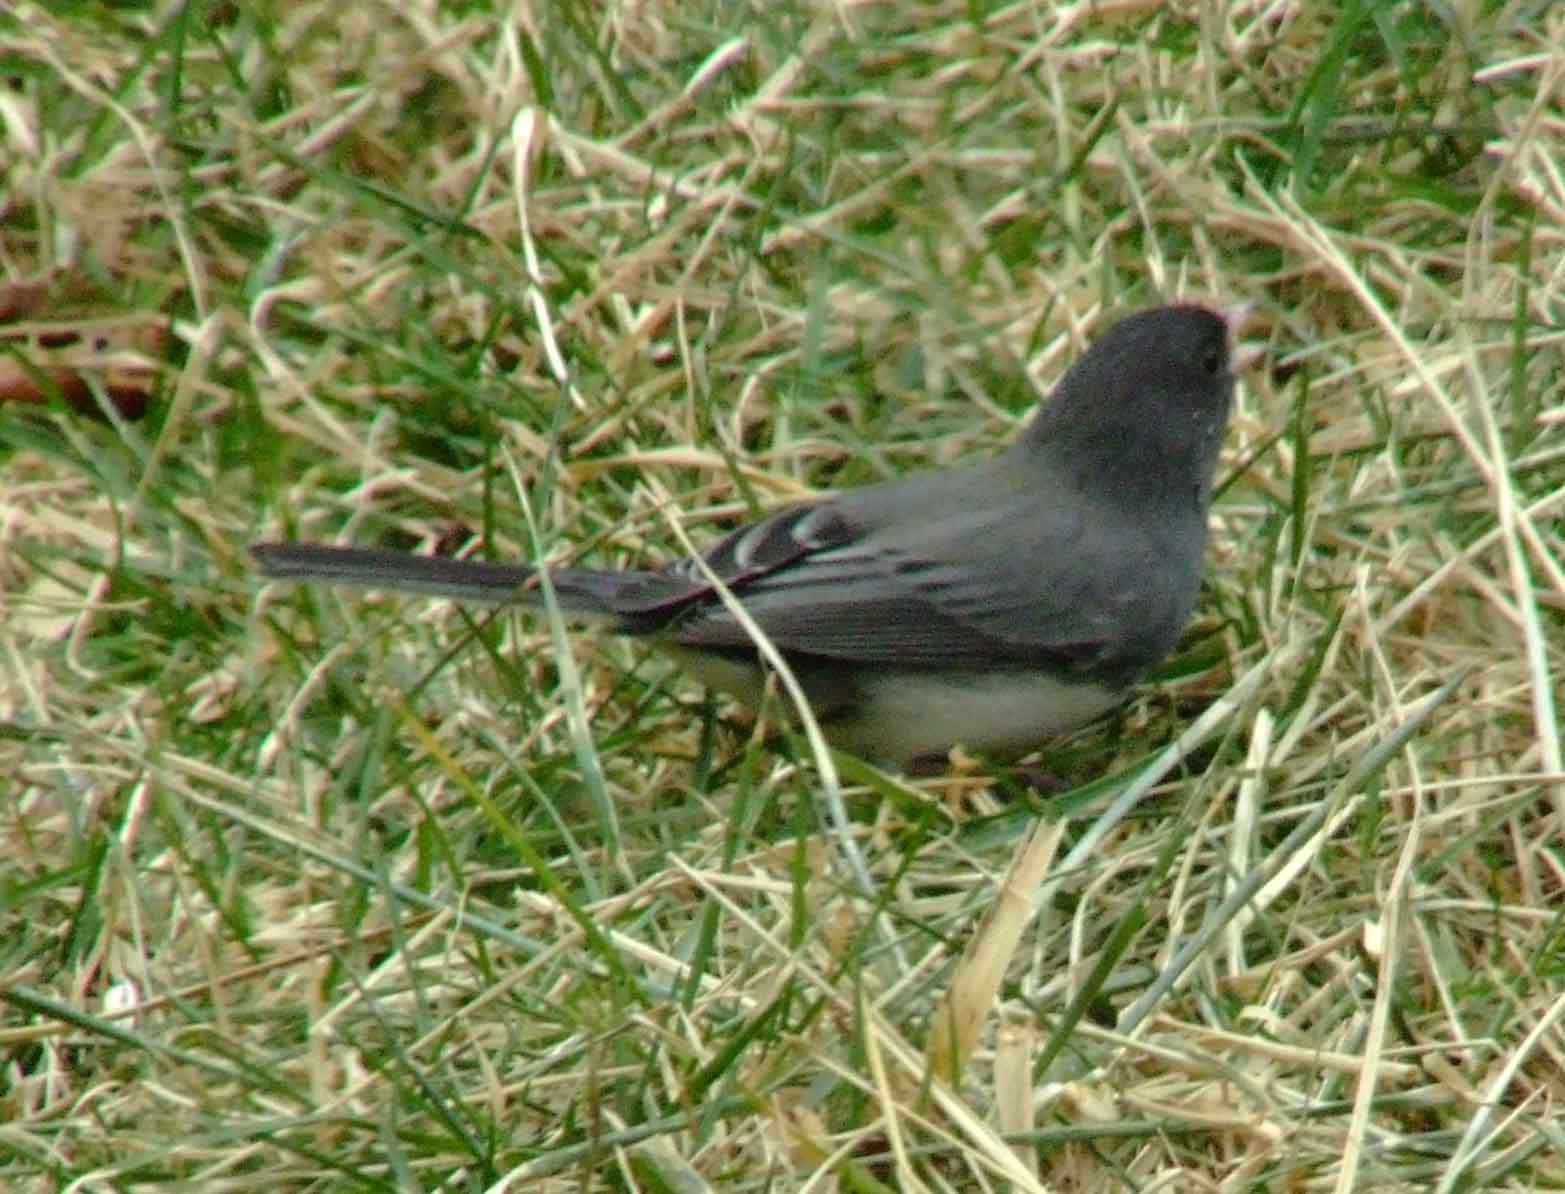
[1220,302,1265,373]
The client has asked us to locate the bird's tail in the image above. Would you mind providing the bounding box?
[249,542,634,623]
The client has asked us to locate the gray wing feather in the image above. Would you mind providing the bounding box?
[664,480,1125,669]
[594,447,1191,676]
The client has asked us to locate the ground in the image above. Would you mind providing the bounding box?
[2,2,1563,1191]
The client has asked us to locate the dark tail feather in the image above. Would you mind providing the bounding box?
[249,542,632,622]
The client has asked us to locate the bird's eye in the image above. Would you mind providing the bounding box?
[1201,344,1224,375]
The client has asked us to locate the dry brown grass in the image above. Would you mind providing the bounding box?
[2,1,1563,1190]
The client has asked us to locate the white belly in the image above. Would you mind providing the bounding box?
[664,646,1121,769]
[831,669,1121,768]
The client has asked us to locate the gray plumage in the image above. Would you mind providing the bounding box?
[251,303,1241,767]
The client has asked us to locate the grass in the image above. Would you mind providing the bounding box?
[2,0,1563,1190]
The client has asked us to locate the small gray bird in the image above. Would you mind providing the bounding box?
[252,303,1246,769]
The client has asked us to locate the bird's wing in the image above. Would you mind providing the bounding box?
[639,491,1125,670]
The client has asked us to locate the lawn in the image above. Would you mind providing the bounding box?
[2,1,1562,1190]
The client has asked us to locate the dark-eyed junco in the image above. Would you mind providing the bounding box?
[252,303,1247,769]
